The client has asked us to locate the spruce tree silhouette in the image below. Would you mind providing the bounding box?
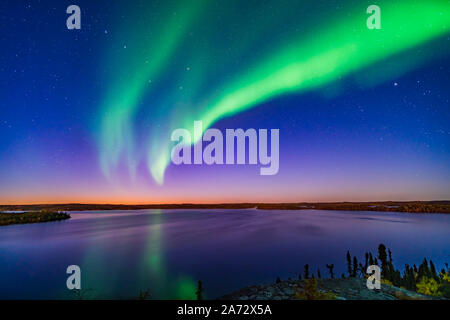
[352,256,358,277]
[346,251,352,277]
[196,280,203,300]
[326,264,334,279]
[304,264,310,279]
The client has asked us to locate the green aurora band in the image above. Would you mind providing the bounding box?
[98,0,450,185]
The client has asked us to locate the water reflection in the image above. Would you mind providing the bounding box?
[0,209,448,299]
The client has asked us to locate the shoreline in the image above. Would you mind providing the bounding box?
[1,201,450,214]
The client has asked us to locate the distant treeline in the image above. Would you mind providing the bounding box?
[0,203,256,212]
[257,201,450,213]
[1,201,449,213]
[0,211,70,226]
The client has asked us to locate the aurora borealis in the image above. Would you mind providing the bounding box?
[1,0,450,203]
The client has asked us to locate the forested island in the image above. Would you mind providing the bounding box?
[0,211,70,226]
[1,201,449,213]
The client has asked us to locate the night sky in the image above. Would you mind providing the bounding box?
[0,0,449,204]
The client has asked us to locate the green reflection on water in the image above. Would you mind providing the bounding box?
[60,211,197,299]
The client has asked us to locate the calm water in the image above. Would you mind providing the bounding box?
[0,209,449,299]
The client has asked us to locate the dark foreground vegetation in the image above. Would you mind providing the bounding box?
[0,211,70,226]
[335,244,449,298]
[1,201,449,213]
[67,244,449,300]
[222,244,450,300]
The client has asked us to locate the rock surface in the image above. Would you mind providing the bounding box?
[220,278,438,300]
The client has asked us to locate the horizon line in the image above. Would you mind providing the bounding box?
[1,200,450,207]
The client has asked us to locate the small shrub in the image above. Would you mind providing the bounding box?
[381,279,393,286]
[439,272,450,298]
[416,277,441,296]
[441,272,450,282]
[295,279,337,300]
[138,289,150,300]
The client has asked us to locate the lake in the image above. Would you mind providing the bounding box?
[0,209,449,299]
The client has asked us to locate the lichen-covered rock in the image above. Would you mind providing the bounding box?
[220,278,440,300]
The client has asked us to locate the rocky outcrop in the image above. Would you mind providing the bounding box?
[220,278,439,300]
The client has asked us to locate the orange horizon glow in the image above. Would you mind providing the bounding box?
[1,196,449,206]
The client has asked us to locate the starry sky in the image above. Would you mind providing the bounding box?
[0,0,449,204]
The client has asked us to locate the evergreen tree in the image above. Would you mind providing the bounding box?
[364,252,369,271]
[326,264,334,279]
[403,264,416,291]
[429,260,438,281]
[196,280,203,300]
[378,244,388,279]
[368,252,374,266]
[418,258,430,279]
[304,264,310,279]
[359,263,365,277]
[393,270,402,287]
[346,251,352,277]
[409,267,416,290]
[352,256,358,277]
[378,244,387,264]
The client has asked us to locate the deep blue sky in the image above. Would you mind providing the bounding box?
[0,0,449,203]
